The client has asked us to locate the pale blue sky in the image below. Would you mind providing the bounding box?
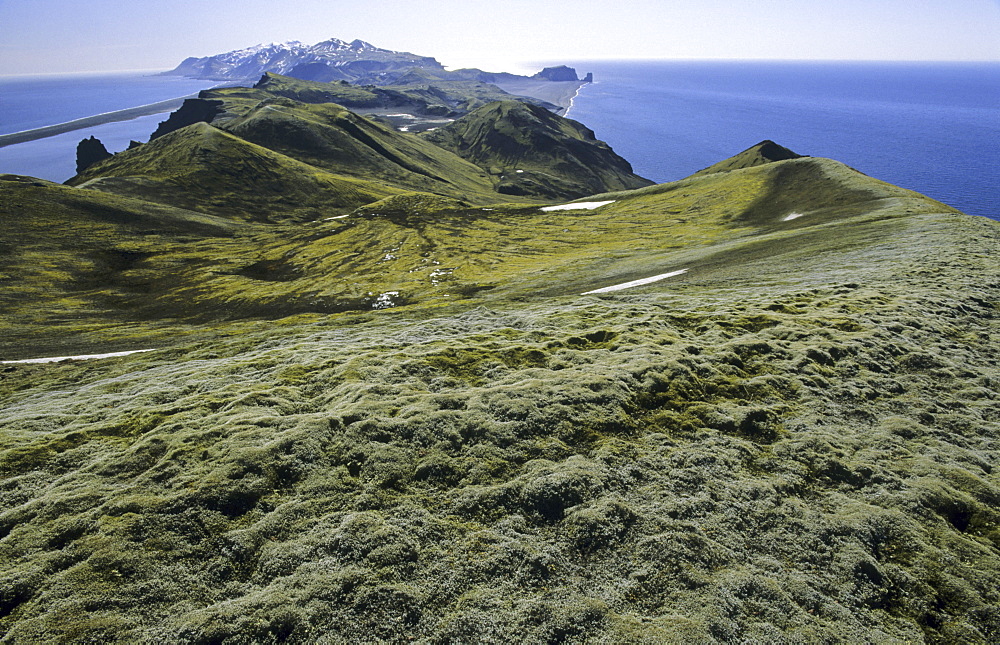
[2,0,999,74]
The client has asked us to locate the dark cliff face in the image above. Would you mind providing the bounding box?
[75,136,112,173]
[149,98,226,140]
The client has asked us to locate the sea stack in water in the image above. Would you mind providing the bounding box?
[75,136,112,173]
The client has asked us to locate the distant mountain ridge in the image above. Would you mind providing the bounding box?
[163,37,585,89]
[164,38,446,82]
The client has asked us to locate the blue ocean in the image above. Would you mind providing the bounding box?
[564,61,999,219]
[0,72,219,181]
[1,63,998,219]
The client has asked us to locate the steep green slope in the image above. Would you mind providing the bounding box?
[67,122,404,222]
[423,101,654,199]
[0,174,247,357]
[219,99,499,200]
[82,93,550,216]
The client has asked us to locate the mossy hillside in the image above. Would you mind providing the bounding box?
[1,155,962,361]
[423,101,654,199]
[0,174,259,358]
[67,122,403,222]
[218,100,501,202]
[0,210,997,642]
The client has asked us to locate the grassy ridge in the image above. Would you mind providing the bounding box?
[221,100,500,201]
[71,81,637,219]
[68,123,404,222]
[1,156,962,359]
[249,72,560,115]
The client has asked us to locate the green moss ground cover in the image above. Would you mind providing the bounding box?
[1,204,997,641]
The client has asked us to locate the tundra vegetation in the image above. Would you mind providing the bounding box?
[0,73,998,643]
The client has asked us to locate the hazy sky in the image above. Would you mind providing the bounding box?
[2,0,999,75]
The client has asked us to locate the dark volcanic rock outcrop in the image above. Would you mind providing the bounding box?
[75,136,112,173]
[149,97,226,140]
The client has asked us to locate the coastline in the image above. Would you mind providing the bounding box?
[562,81,588,118]
[492,79,586,114]
[0,95,195,148]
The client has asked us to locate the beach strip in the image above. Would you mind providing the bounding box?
[492,79,587,114]
[0,96,196,148]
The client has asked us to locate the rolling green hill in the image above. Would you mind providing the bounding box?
[252,72,560,116]
[72,87,653,220]
[689,139,805,177]
[67,122,403,222]
[219,99,499,199]
[151,73,559,142]
[1,83,998,643]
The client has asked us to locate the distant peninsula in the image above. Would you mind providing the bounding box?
[161,37,590,90]
[161,37,590,114]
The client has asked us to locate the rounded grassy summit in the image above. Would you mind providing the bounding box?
[0,52,998,644]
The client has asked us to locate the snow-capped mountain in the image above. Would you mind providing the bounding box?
[164,38,445,82]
